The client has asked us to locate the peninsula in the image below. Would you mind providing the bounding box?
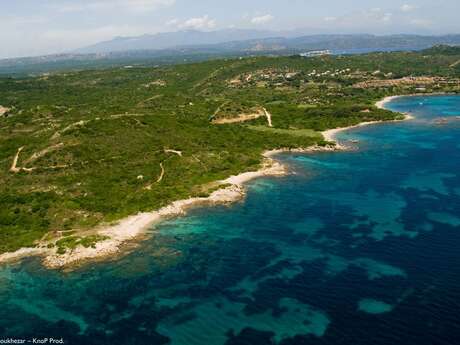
[0,45,459,268]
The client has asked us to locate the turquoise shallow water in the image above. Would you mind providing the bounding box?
[1,95,460,344]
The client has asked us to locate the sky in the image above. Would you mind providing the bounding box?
[1,0,459,59]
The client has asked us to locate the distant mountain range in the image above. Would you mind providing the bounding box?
[2,30,460,75]
[75,29,282,54]
[75,30,460,55]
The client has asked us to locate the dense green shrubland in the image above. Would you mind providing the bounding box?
[0,48,459,253]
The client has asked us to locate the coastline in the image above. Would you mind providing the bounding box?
[375,95,404,110]
[321,116,413,143]
[0,156,290,269]
[322,95,415,143]
[0,95,415,269]
[42,157,289,268]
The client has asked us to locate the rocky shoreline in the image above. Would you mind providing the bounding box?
[0,95,414,269]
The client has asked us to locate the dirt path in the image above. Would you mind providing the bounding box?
[164,149,182,156]
[212,112,265,124]
[145,150,183,189]
[211,101,230,119]
[52,120,90,139]
[52,114,145,139]
[10,147,34,173]
[156,163,165,183]
[109,113,144,119]
[9,147,24,173]
[263,107,273,127]
[10,145,70,173]
[212,106,273,127]
[144,162,166,190]
[450,60,460,68]
[137,95,163,106]
[193,67,225,90]
[24,143,65,165]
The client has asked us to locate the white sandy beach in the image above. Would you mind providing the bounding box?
[14,158,287,269]
[322,96,415,143]
[321,119,403,143]
[375,95,403,110]
[42,158,289,268]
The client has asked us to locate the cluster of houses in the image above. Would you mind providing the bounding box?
[228,67,364,88]
[353,76,459,90]
[228,69,300,88]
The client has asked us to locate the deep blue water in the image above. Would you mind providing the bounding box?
[1,95,460,345]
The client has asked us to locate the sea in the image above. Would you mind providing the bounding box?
[1,95,459,345]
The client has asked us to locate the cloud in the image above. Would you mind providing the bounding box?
[401,4,417,12]
[0,16,51,58]
[42,25,153,47]
[250,14,274,25]
[308,7,400,34]
[365,8,393,23]
[382,12,393,23]
[166,18,179,26]
[357,8,393,24]
[0,15,48,26]
[410,18,432,27]
[169,15,217,30]
[57,0,175,13]
[0,18,171,59]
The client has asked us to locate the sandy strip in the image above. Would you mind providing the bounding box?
[0,248,46,264]
[322,96,415,143]
[3,148,342,269]
[40,159,287,268]
[322,121,386,143]
[0,141,369,267]
[376,92,455,110]
[375,95,403,110]
[0,157,285,269]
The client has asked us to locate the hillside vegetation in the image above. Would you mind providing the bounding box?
[0,47,459,254]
